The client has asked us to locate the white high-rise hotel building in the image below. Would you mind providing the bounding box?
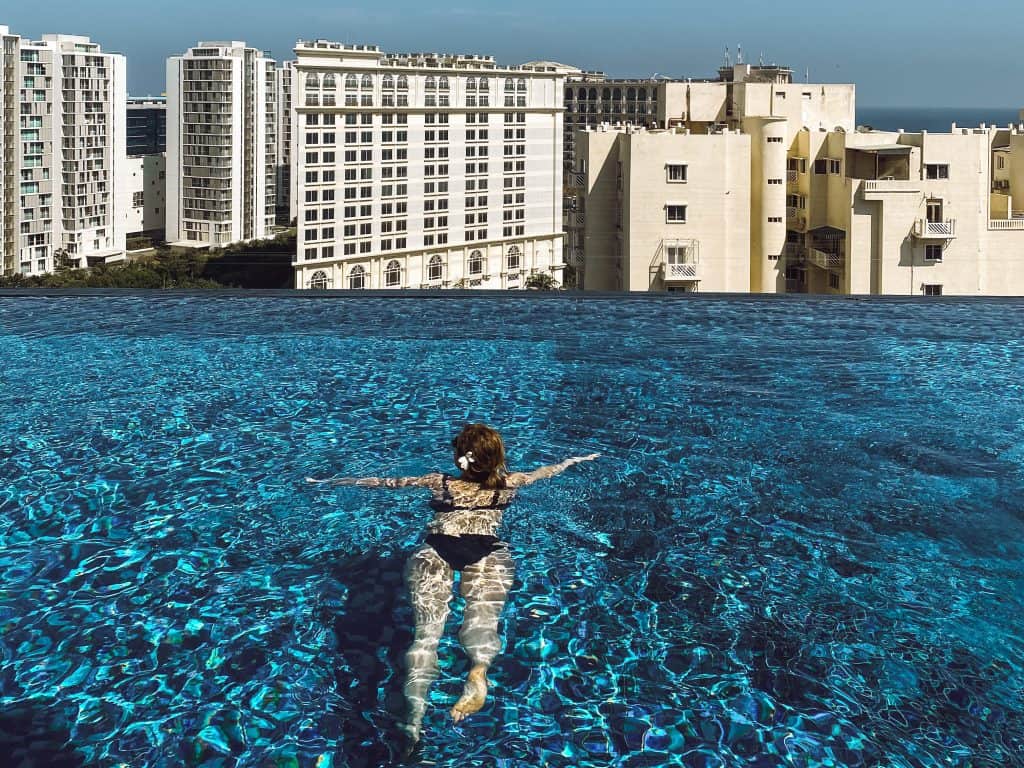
[166,41,277,247]
[291,41,568,290]
[1,27,126,276]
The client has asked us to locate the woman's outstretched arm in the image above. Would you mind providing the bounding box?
[507,454,600,488]
[305,472,443,490]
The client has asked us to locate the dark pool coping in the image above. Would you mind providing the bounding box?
[0,288,1022,302]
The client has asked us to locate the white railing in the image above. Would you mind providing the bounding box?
[808,248,843,270]
[666,262,698,279]
[913,219,956,238]
[863,179,920,194]
[989,219,1024,230]
[786,170,798,183]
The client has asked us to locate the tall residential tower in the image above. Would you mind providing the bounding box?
[1,27,127,275]
[166,41,277,247]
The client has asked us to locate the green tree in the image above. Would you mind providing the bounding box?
[525,272,560,291]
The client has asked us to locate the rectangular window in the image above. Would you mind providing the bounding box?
[829,159,841,175]
[925,164,949,180]
[923,284,942,296]
[767,178,783,185]
[924,244,943,261]
[768,216,783,223]
[666,205,687,223]
[814,159,828,174]
[828,273,840,290]
[767,136,784,143]
[666,164,688,183]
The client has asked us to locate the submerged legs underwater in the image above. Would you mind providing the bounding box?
[401,545,514,742]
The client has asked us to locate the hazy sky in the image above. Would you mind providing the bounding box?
[4,0,1021,107]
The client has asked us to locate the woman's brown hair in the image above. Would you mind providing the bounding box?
[452,424,507,489]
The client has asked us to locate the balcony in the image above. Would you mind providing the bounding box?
[808,248,844,270]
[786,169,798,183]
[664,261,699,280]
[652,238,701,285]
[785,207,807,231]
[989,218,1024,230]
[862,179,920,198]
[913,219,956,239]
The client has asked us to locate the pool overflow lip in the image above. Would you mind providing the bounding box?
[1,288,1023,302]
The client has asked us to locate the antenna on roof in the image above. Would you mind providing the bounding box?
[737,44,743,65]
[805,67,810,83]
[724,46,731,67]
[759,51,764,66]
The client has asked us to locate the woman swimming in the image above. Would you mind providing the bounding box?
[307,424,599,747]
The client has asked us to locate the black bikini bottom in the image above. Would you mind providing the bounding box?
[425,533,504,570]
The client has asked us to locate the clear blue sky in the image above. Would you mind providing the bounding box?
[4,0,1022,107]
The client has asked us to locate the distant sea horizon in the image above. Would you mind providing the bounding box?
[857,107,1022,133]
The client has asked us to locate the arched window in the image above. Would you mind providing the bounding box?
[627,87,636,101]
[466,77,477,91]
[345,74,357,89]
[427,254,443,281]
[637,89,647,101]
[565,88,573,100]
[587,88,597,101]
[438,76,449,90]
[348,265,366,290]
[517,78,527,92]
[322,73,336,89]
[305,73,319,89]
[577,87,587,100]
[397,75,409,90]
[468,249,484,275]
[478,77,489,91]
[361,74,372,89]
[602,88,611,100]
[505,79,515,93]
[613,87,622,100]
[385,260,401,287]
[309,270,329,290]
[506,245,521,270]
[425,75,436,90]
[382,74,394,89]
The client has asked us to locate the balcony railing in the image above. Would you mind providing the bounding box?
[786,169,798,183]
[913,219,956,238]
[863,179,920,195]
[665,262,699,279]
[808,248,843,270]
[989,218,1024,230]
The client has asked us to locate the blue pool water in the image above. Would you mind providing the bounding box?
[1,294,1023,768]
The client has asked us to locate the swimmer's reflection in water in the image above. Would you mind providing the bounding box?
[308,423,599,753]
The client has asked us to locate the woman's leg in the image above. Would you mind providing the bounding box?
[451,546,515,722]
[402,545,454,741]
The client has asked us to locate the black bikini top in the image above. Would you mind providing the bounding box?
[429,473,512,514]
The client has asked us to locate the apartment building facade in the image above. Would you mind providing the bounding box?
[291,40,568,290]
[127,95,166,155]
[1,27,127,276]
[783,122,1024,296]
[166,41,276,247]
[564,62,855,292]
[274,61,296,223]
[577,124,751,291]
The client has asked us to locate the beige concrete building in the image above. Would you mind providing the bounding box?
[576,124,750,291]
[565,62,855,291]
[783,121,1024,296]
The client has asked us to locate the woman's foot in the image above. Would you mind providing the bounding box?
[450,665,488,723]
